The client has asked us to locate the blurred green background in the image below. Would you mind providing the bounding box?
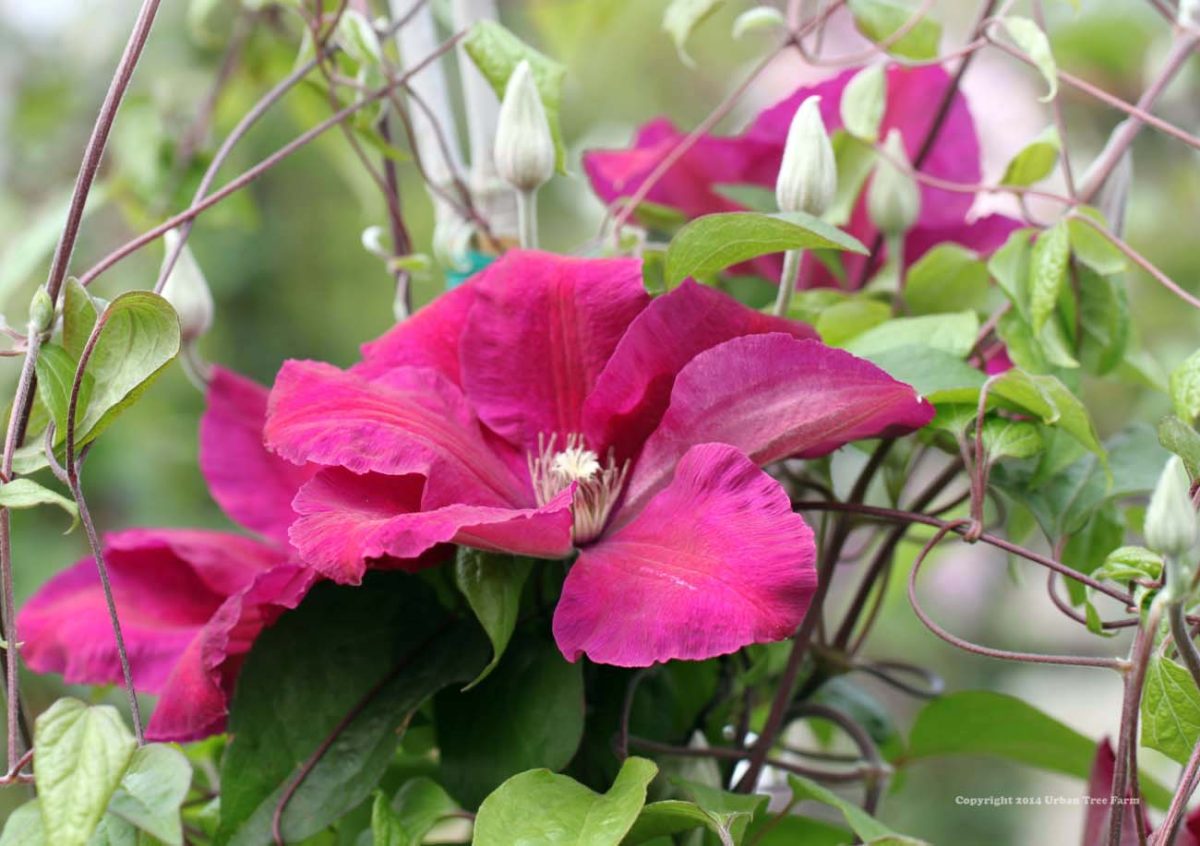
[0,0,1198,841]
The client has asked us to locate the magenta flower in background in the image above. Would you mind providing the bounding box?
[1082,739,1199,845]
[17,369,318,741]
[265,251,933,667]
[584,64,1020,288]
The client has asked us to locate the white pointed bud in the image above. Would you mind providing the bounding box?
[1146,456,1199,559]
[28,288,54,334]
[494,61,554,194]
[160,230,214,343]
[776,96,837,217]
[868,129,921,237]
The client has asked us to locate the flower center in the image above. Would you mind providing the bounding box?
[528,433,629,544]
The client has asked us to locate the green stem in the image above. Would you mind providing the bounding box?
[772,248,803,317]
[517,188,538,249]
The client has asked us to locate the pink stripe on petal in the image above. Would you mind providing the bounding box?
[460,250,648,451]
[200,368,316,545]
[356,283,476,385]
[623,335,933,513]
[267,360,526,508]
[584,280,817,461]
[553,443,816,666]
[289,468,574,583]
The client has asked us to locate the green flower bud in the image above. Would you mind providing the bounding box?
[28,288,54,334]
[868,129,921,237]
[494,61,554,194]
[1146,456,1199,559]
[160,230,214,343]
[776,96,837,217]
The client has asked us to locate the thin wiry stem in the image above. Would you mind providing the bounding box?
[0,0,163,768]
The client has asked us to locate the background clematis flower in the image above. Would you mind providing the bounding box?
[265,250,934,667]
[17,369,318,742]
[584,64,1020,288]
[1081,738,1198,845]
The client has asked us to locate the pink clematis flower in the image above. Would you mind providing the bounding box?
[265,250,933,666]
[1082,739,1200,845]
[17,369,319,741]
[584,64,1020,288]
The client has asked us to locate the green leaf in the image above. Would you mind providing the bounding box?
[34,698,137,846]
[903,244,990,314]
[1077,268,1129,375]
[0,802,45,846]
[1000,126,1060,187]
[988,369,1103,458]
[1170,349,1200,425]
[815,298,891,346]
[741,814,851,846]
[843,311,979,359]
[106,744,191,846]
[665,212,866,287]
[215,574,487,845]
[988,228,1035,318]
[731,7,785,39]
[859,345,984,403]
[0,478,78,529]
[1068,208,1126,276]
[62,278,99,360]
[453,548,532,689]
[982,418,1044,460]
[1093,546,1163,582]
[786,776,925,844]
[662,0,726,65]
[474,757,658,846]
[1142,656,1200,765]
[1060,503,1123,605]
[840,65,886,143]
[1001,17,1058,101]
[435,637,585,809]
[1159,415,1200,479]
[370,779,457,846]
[73,292,181,450]
[846,0,941,61]
[463,21,567,172]
[624,785,765,846]
[909,691,1093,775]
[35,343,94,447]
[1029,221,1069,333]
[828,132,877,226]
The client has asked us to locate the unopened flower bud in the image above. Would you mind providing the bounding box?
[1181,0,1199,28]
[494,61,554,193]
[160,229,214,343]
[776,96,837,217]
[1146,456,1199,559]
[868,129,921,237]
[28,288,54,334]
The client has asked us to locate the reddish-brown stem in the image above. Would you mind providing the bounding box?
[64,318,144,743]
[735,441,893,793]
[626,735,882,785]
[0,0,162,769]
[1155,739,1200,845]
[908,522,1126,670]
[1110,606,1159,846]
[80,33,466,289]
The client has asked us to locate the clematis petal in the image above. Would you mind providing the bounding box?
[200,368,316,544]
[552,443,815,666]
[16,529,304,741]
[356,283,476,384]
[459,250,648,450]
[288,468,575,583]
[583,119,754,219]
[266,360,527,509]
[904,213,1024,267]
[623,334,933,512]
[1081,739,1151,846]
[583,280,817,461]
[146,564,315,741]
